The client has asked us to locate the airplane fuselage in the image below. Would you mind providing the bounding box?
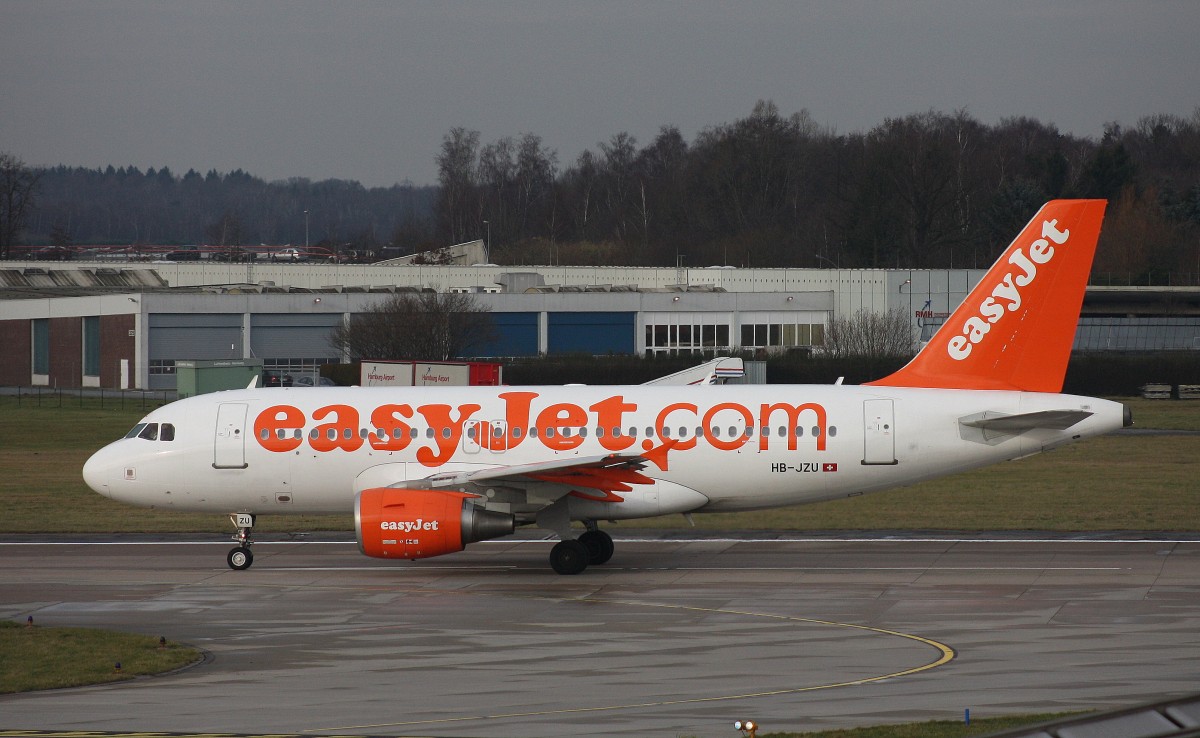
[84,383,1125,521]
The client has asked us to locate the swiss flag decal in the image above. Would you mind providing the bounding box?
[822,463,838,472]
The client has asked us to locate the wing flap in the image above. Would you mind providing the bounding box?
[402,452,655,491]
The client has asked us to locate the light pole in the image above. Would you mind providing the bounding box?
[814,252,839,269]
[483,220,490,263]
[304,209,310,251]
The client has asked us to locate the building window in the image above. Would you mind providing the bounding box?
[32,319,49,375]
[149,359,176,375]
[83,316,101,377]
[737,321,826,350]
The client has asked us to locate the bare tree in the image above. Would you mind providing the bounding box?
[331,291,496,361]
[823,308,916,360]
[0,152,42,259]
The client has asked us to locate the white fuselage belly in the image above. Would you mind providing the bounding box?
[85,384,1125,518]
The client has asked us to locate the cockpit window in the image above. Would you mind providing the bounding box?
[127,421,174,441]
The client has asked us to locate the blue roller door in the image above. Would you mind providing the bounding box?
[548,312,635,354]
[476,312,538,357]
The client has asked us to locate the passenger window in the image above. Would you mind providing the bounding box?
[138,423,159,441]
[494,426,504,438]
[410,428,418,439]
[829,426,838,437]
[327,429,337,440]
[310,429,320,440]
[579,427,588,438]
[812,426,822,437]
[796,426,804,437]
[628,427,637,438]
[160,424,175,441]
[711,427,721,438]
[513,427,523,439]
[260,428,271,441]
[467,426,477,439]
[441,427,451,439]
[425,428,434,438]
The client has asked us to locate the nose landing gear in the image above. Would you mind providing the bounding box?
[227,513,255,570]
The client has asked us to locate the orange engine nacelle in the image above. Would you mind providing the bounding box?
[355,488,515,560]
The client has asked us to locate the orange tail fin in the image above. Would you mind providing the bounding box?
[866,199,1107,392]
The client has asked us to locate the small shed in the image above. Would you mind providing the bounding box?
[176,359,264,398]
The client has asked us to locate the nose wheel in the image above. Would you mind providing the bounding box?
[227,513,255,570]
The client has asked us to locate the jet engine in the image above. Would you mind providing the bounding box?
[355,488,515,560]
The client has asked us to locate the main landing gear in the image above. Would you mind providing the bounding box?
[549,527,614,575]
[227,513,255,570]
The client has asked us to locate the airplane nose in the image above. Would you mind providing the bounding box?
[82,446,116,498]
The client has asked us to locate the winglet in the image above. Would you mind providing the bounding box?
[866,199,1106,393]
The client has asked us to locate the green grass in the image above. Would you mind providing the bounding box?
[0,396,1196,534]
[0,620,202,693]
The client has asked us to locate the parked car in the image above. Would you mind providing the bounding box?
[262,370,293,387]
[269,247,304,262]
[211,247,257,262]
[294,375,336,387]
[165,246,202,261]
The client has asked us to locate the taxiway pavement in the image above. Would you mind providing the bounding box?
[2,535,1198,737]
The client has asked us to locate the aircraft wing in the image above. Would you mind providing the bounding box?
[642,356,744,385]
[410,453,656,491]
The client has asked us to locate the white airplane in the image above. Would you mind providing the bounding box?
[83,200,1129,574]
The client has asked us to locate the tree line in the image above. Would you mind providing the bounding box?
[9,164,438,258]
[4,102,1199,278]
[435,103,1200,280]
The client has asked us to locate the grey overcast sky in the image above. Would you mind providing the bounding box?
[3,1,1198,188]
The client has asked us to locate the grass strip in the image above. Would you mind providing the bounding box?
[0,620,202,693]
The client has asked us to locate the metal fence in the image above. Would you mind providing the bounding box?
[2,386,177,410]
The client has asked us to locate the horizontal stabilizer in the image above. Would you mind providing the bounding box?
[960,409,1093,436]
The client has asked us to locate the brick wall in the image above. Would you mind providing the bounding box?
[100,314,135,388]
[0,320,31,385]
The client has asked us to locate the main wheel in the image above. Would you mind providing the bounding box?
[579,529,615,565]
[227,546,254,570]
[549,540,589,575]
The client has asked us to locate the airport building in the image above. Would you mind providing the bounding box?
[1,258,1198,391]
